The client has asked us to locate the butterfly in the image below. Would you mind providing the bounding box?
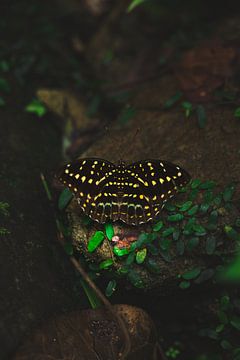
[58,158,191,226]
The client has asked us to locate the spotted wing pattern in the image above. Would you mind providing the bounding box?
[58,158,190,225]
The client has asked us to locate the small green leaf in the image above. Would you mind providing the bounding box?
[191,179,201,189]
[118,106,136,124]
[206,236,216,255]
[163,91,182,109]
[235,218,240,227]
[104,223,114,240]
[88,231,105,252]
[206,210,218,230]
[179,280,190,289]
[159,238,171,251]
[128,270,144,288]
[194,268,214,284]
[136,248,147,264]
[179,201,192,212]
[25,99,46,117]
[58,188,73,210]
[113,246,131,257]
[176,239,185,255]
[192,223,207,236]
[187,237,199,251]
[182,267,201,280]
[181,101,193,117]
[196,104,207,128]
[0,96,5,106]
[223,183,235,202]
[187,204,199,216]
[220,295,230,309]
[199,203,210,213]
[105,279,117,297]
[167,213,184,222]
[188,189,199,201]
[172,228,180,241]
[220,340,232,350]
[153,220,164,232]
[0,77,10,93]
[147,243,159,255]
[63,242,73,255]
[199,180,216,190]
[230,316,240,331]
[127,0,146,12]
[234,107,240,117]
[125,251,135,265]
[162,227,175,237]
[99,259,114,269]
[146,258,161,273]
[224,226,240,241]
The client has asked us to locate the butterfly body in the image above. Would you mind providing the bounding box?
[58,158,190,226]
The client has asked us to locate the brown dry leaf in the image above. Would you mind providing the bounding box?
[175,40,236,102]
[13,304,164,360]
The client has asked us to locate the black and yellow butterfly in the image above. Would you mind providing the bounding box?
[58,158,190,226]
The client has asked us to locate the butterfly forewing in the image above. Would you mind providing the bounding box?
[58,158,190,225]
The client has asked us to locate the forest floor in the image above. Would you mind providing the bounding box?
[1,1,240,359]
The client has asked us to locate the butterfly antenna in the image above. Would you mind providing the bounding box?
[119,127,140,163]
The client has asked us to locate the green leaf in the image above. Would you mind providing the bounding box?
[128,270,145,288]
[147,243,159,255]
[220,340,232,350]
[176,239,185,255]
[181,101,193,117]
[0,77,10,93]
[25,99,47,117]
[159,238,171,251]
[58,188,73,210]
[206,210,218,230]
[230,316,240,331]
[187,237,199,251]
[179,201,193,212]
[220,295,230,309]
[191,179,201,189]
[162,227,175,237]
[113,246,131,257]
[235,218,240,228]
[188,189,199,201]
[86,95,101,117]
[182,267,201,280]
[104,223,114,240]
[223,183,235,202]
[164,202,176,211]
[172,228,180,241]
[199,180,216,190]
[105,279,117,297]
[217,311,228,325]
[234,107,240,117]
[163,91,182,109]
[153,220,164,232]
[179,280,190,289]
[192,223,207,236]
[146,258,161,273]
[125,251,135,265]
[206,236,216,255]
[167,213,184,222]
[87,231,105,252]
[99,259,114,269]
[196,104,207,128]
[118,106,136,124]
[194,268,214,284]
[0,96,5,106]
[0,60,10,72]
[224,226,240,241]
[199,203,210,213]
[127,0,146,12]
[136,248,147,264]
[63,242,73,255]
[187,204,199,216]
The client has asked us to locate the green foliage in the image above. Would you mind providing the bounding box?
[127,0,146,12]
[58,188,73,210]
[163,91,182,109]
[104,223,114,240]
[196,104,207,128]
[87,231,105,252]
[105,279,117,297]
[118,106,136,124]
[25,99,47,117]
[99,258,114,269]
[181,101,193,117]
[0,77,10,93]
